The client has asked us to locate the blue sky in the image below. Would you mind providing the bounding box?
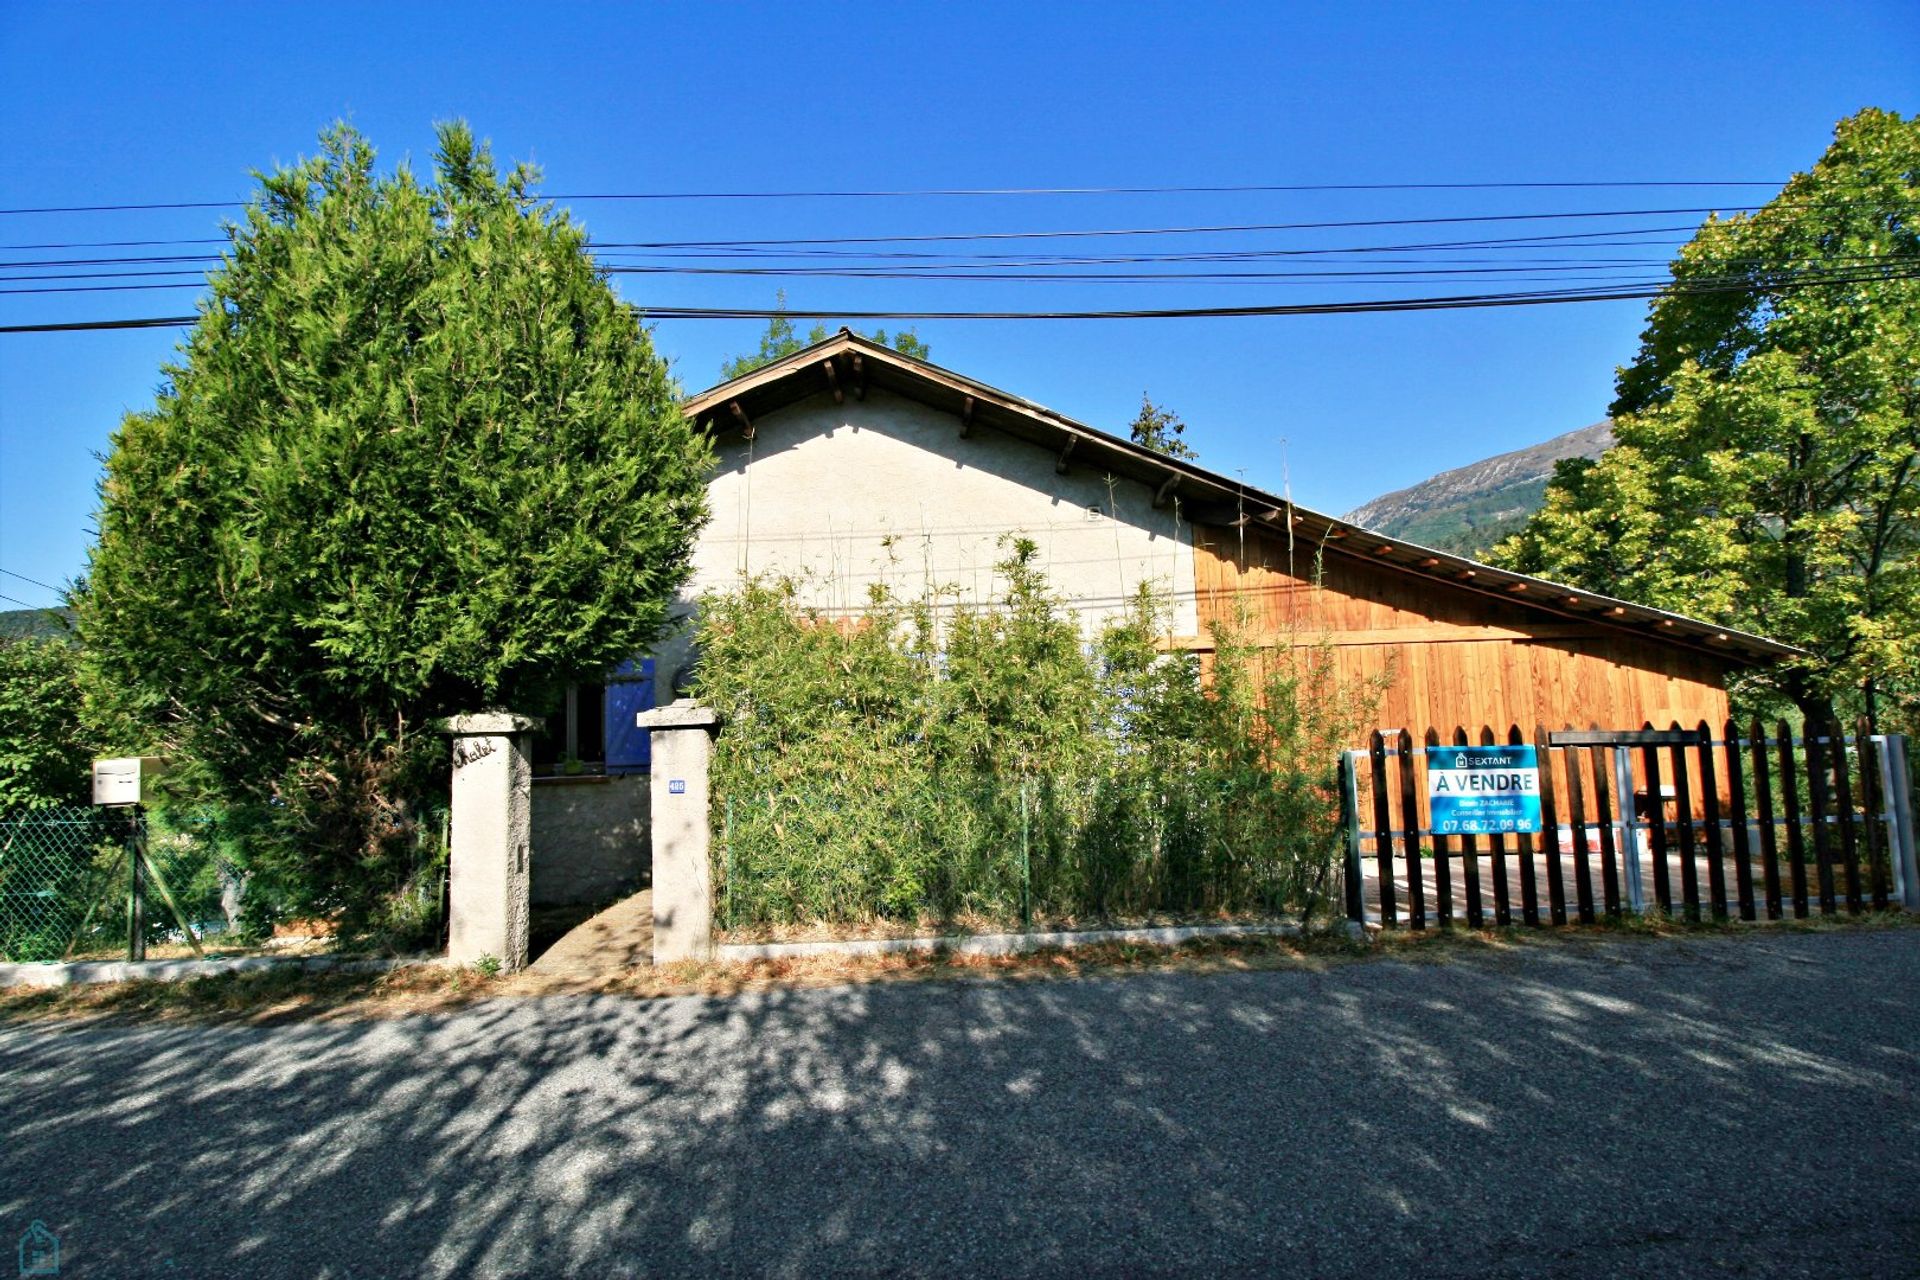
[1,1,1915,610]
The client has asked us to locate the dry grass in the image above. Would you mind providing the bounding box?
[3,910,1914,1028]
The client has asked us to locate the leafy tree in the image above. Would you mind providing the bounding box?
[719,290,929,380]
[0,637,92,813]
[1127,393,1197,460]
[76,123,713,938]
[1492,109,1920,728]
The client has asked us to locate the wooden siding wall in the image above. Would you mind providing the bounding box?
[1188,524,1735,736]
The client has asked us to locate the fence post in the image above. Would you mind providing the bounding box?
[1859,719,1890,912]
[1020,780,1033,930]
[723,797,735,931]
[1884,735,1919,911]
[127,807,146,962]
[1612,747,1645,914]
[1340,752,1366,924]
[1370,732,1399,927]
[1424,729,1454,928]
[1396,731,1426,930]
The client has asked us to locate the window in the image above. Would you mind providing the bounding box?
[530,658,655,777]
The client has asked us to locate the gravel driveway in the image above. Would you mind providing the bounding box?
[3,929,1918,1278]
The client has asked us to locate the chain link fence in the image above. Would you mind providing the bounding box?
[0,807,238,962]
[717,769,1345,934]
[0,807,134,962]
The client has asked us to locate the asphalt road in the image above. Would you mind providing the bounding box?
[4,930,1919,1279]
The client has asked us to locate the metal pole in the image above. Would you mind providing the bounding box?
[1884,736,1919,912]
[1612,747,1645,914]
[1019,781,1032,929]
[127,805,146,962]
[1340,751,1367,923]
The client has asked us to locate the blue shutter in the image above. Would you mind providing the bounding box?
[603,657,656,774]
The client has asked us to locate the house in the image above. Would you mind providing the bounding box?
[671,330,1790,721]
[528,328,1793,905]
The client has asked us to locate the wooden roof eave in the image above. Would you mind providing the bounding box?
[1306,526,1799,665]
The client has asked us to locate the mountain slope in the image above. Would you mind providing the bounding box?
[1344,420,1614,557]
[0,606,75,642]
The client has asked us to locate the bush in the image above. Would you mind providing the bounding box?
[697,540,1389,931]
[0,636,93,814]
[74,123,709,941]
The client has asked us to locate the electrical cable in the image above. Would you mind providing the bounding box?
[0,180,1795,217]
[0,567,64,594]
[7,262,1914,332]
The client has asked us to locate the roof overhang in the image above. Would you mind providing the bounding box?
[683,330,1800,666]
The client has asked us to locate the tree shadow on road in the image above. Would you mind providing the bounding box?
[2,930,1918,1277]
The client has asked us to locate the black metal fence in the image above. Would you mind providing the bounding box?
[1340,719,1918,929]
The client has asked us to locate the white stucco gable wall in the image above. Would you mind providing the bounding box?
[664,387,1197,680]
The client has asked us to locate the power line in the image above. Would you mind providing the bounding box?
[8,263,1914,333]
[0,221,1835,273]
[0,282,200,295]
[0,201,1865,253]
[0,315,196,333]
[0,241,1706,272]
[556,205,1825,249]
[0,237,229,252]
[0,180,1794,216]
[12,260,1916,295]
[0,223,1713,258]
[0,269,209,283]
[1,257,1909,297]
[0,567,64,594]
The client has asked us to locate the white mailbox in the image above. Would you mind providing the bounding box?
[92,756,168,807]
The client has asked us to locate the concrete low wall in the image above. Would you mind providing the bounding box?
[531,774,651,906]
[714,921,1341,963]
[0,954,442,990]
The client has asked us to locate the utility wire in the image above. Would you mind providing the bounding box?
[0,224,1712,257]
[0,567,63,594]
[8,264,1916,332]
[10,260,1917,295]
[0,202,1870,250]
[1,257,1910,295]
[0,180,1793,216]
[552,205,1840,248]
[0,242,1709,271]
[0,589,65,611]
[0,221,1850,271]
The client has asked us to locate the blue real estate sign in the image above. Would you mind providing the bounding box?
[1424,744,1543,835]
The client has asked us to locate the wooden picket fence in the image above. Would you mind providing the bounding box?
[1339,720,1919,930]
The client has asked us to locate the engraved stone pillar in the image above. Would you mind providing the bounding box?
[442,713,540,971]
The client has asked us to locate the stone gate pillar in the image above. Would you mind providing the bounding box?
[442,712,541,971]
[635,700,721,964]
